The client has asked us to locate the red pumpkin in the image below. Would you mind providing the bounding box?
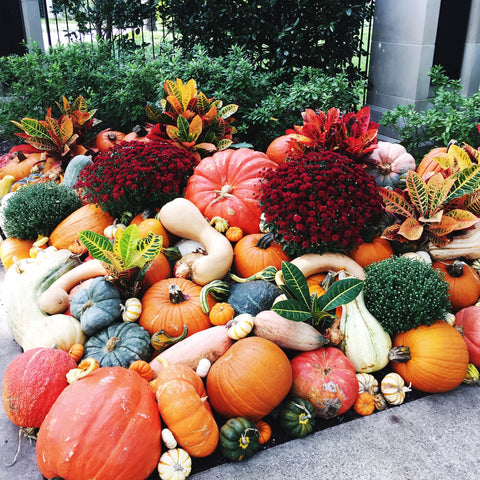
[433,260,480,312]
[206,336,292,421]
[36,367,161,480]
[2,347,77,428]
[184,148,278,235]
[139,277,214,337]
[290,347,358,419]
[349,237,394,268]
[454,306,480,367]
[232,232,290,277]
[390,321,469,393]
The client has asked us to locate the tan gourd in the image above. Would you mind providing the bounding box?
[158,198,234,285]
[428,222,480,260]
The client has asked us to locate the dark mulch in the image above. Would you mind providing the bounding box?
[0,138,15,155]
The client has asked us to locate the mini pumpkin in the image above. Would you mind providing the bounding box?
[227,313,254,340]
[279,397,316,438]
[209,302,235,326]
[353,392,376,416]
[122,297,143,322]
[380,372,411,405]
[356,372,379,395]
[255,420,272,445]
[157,448,191,480]
[70,276,122,335]
[83,321,151,368]
[219,417,260,462]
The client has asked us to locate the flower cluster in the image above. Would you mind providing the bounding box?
[75,140,198,220]
[259,150,384,257]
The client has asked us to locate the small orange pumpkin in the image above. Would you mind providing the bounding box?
[265,134,306,164]
[433,260,480,312]
[209,302,235,326]
[68,344,84,363]
[139,277,214,337]
[137,218,170,247]
[349,237,394,268]
[353,392,375,416]
[94,129,126,152]
[232,232,290,278]
[390,320,469,393]
[225,226,244,243]
[255,420,272,444]
[129,360,154,381]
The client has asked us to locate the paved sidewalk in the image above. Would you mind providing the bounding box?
[1,263,479,480]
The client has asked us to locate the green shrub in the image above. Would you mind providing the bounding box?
[2,182,83,239]
[381,65,480,160]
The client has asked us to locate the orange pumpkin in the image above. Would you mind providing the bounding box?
[265,133,306,164]
[155,363,219,458]
[137,218,170,247]
[0,151,52,181]
[225,225,244,243]
[94,128,126,152]
[141,252,171,292]
[0,237,36,269]
[48,203,115,250]
[390,321,469,393]
[353,392,375,416]
[433,260,480,312]
[123,125,152,143]
[206,336,293,422]
[232,232,290,278]
[415,146,447,179]
[209,302,235,326]
[139,277,214,337]
[349,237,394,268]
[255,420,272,444]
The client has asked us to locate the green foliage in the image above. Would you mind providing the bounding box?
[273,261,364,331]
[363,256,451,335]
[2,182,83,239]
[159,0,373,82]
[381,66,480,160]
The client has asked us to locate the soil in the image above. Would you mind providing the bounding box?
[0,137,14,155]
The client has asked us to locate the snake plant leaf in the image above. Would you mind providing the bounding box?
[280,261,311,310]
[271,299,313,322]
[78,230,113,264]
[315,277,364,312]
[447,165,480,202]
[379,188,417,219]
[405,170,428,217]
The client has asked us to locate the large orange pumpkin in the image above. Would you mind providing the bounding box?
[184,148,278,235]
[206,336,292,421]
[232,232,290,277]
[48,203,114,250]
[155,363,219,458]
[433,260,480,312]
[349,237,394,268]
[415,146,447,179]
[36,367,161,480]
[0,151,52,181]
[390,320,469,393]
[139,277,214,337]
[0,237,35,269]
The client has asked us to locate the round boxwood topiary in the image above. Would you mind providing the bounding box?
[2,182,83,239]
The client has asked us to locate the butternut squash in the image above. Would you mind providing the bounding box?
[5,249,87,351]
[158,198,234,285]
[39,259,108,314]
[290,253,365,280]
[150,326,233,379]
[252,310,329,351]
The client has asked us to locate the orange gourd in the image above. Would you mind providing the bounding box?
[232,232,290,278]
[0,237,36,269]
[353,392,375,416]
[129,359,154,381]
[389,321,469,393]
[68,343,84,363]
[139,277,214,337]
[155,363,219,457]
[349,237,394,268]
[432,260,480,312]
[415,147,447,179]
[225,226,244,243]
[209,302,235,326]
[206,336,293,422]
[48,203,115,250]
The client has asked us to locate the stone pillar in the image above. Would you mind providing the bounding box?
[20,0,45,51]
[366,0,442,138]
[460,0,480,96]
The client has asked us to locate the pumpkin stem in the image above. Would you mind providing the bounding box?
[4,427,37,467]
[107,131,119,141]
[255,232,275,249]
[81,299,95,315]
[292,402,313,423]
[388,345,412,363]
[168,284,187,303]
[15,151,27,162]
[446,260,465,278]
[377,163,392,175]
[106,336,121,352]
[210,184,234,205]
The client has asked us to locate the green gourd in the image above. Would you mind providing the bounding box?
[70,277,122,335]
[219,417,260,462]
[83,322,151,368]
[62,154,93,188]
[279,397,316,438]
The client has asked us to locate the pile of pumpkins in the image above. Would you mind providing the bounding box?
[1,136,480,480]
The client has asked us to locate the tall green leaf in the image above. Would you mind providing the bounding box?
[271,299,312,322]
[281,261,311,309]
[118,225,140,264]
[78,230,113,263]
[446,165,480,202]
[315,277,364,311]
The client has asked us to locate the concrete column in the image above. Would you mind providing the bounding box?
[20,0,45,51]
[367,0,442,138]
[460,0,480,96]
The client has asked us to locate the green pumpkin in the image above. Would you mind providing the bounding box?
[83,322,151,368]
[279,397,316,438]
[70,277,122,335]
[219,417,260,462]
[62,154,93,188]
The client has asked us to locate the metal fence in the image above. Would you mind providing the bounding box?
[38,0,375,101]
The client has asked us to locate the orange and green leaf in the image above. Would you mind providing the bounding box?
[397,217,424,241]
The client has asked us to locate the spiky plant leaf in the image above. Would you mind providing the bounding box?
[78,230,113,263]
[405,170,428,217]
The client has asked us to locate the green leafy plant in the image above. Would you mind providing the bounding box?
[272,261,364,332]
[145,78,238,158]
[2,182,83,239]
[381,65,480,159]
[380,166,480,248]
[78,224,163,297]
